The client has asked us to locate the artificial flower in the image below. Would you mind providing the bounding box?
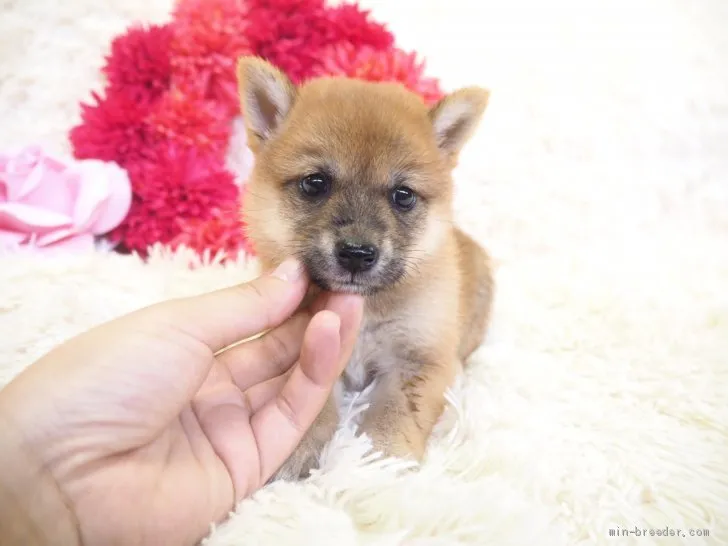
[244,0,393,83]
[325,3,393,53]
[169,201,252,261]
[243,0,333,83]
[102,23,174,105]
[314,44,444,104]
[0,145,131,252]
[146,89,232,160]
[170,0,253,113]
[70,89,155,166]
[110,142,239,254]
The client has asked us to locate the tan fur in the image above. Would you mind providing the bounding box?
[237,57,494,478]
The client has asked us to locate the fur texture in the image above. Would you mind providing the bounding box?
[1,0,728,544]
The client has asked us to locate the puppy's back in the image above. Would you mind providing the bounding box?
[454,227,494,360]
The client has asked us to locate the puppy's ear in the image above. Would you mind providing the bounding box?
[237,56,297,150]
[428,87,490,160]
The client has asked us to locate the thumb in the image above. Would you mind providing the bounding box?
[142,257,310,353]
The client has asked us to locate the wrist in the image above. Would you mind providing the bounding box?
[0,408,81,546]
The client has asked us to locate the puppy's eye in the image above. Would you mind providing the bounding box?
[299,173,331,198]
[391,186,417,211]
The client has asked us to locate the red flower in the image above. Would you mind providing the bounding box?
[244,0,394,83]
[102,23,174,105]
[315,44,445,105]
[169,203,253,261]
[170,0,253,114]
[70,87,232,169]
[326,4,393,52]
[69,89,155,166]
[146,89,231,160]
[111,142,240,254]
[242,0,325,83]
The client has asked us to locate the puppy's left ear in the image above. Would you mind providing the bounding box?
[237,56,297,151]
[428,87,490,160]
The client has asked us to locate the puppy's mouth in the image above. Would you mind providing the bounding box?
[302,252,396,296]
[308,270,380,296]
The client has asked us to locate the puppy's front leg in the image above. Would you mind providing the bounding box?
[271,394,338,481]
[358,355,457,462]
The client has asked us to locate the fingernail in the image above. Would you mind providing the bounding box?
[271,258,303,282]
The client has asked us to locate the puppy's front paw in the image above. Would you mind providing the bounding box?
[272,439,321,481]
[270,397,338,482]
[359,423,426,463]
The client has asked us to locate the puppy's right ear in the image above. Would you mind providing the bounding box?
[236,56,297,150]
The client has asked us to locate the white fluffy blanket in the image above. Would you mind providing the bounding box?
[1,0,727,544]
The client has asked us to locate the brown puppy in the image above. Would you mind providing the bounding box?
[236,57,494,480]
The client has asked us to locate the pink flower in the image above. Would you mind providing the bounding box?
[0,146,132,252]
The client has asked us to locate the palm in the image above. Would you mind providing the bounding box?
[67,403,238,545]
[54,345,289,546]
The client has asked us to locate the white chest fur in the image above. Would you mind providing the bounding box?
[331,314,386,421]
[332,312,403,408]
[331,293,451,418]
[342,315,389,391]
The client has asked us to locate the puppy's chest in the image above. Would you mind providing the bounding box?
[341,314,408,392]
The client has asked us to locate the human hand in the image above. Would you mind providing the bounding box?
[0,258,363,546]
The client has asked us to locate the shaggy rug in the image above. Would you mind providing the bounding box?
[1,0,727,544]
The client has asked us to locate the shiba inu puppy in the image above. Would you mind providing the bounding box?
[236,56,494,479]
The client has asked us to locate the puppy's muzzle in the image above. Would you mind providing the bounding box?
[335,241,379,273]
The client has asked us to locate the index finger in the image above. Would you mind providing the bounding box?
[141,258,309,352]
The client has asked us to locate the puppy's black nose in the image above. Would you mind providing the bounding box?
[335,241,379,273]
